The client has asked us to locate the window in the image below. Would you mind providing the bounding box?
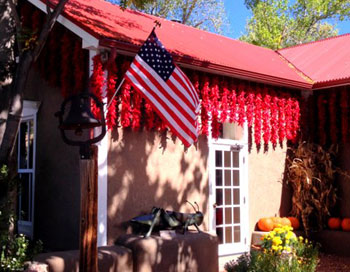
[17,101,39,238]
[209,122,249,255]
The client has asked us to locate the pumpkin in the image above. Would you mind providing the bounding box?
[281,217,292,227]
[258,217,274,232]
[328,217,341,230]
[288,217,300,230]
[272,217,283,228]
[341,218,350,231]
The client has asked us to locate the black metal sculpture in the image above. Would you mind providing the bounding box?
[131,201,204,238]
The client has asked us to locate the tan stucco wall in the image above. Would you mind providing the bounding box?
[107,129,209,244]
[248,143,290,235]
[107,129,290,245]
[24,70,81,251]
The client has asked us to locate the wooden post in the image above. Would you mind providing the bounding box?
[79,145,98,272]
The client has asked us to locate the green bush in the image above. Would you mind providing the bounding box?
[0,165,43,271]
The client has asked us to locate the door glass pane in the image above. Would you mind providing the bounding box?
[234,207,240,223]
[217,227,223,244]
[233,170,240,186]
[19,173,32,221]
[234,226,241,242]
[29,120,34,169]
[225,227,233,243]
[225,189,232,205]
[215,150,222,167]
[233,151,239,167]
[225,207,232,224]
[216,170,222,186]
[19,122,28,169]
[216,208,223,225]
[224,151,231,167]
[233,189,240,205]
[216,189,223,205]
[224,170,231,186]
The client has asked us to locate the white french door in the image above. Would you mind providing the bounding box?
[209,123,249,256]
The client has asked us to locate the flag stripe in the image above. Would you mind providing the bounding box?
[125,71,195,146]
[126,66,197,140]
[176,67,200,105]
[172,68,198,107]
[127,63,197,139]
[132,58,197,127]
[135,56,197,118]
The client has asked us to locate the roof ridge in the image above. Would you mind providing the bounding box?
[278,33,350,51]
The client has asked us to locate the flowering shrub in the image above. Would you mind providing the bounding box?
[261,225,297,254]
[225,226,319,272]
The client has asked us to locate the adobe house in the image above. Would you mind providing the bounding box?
[17,0,350,266]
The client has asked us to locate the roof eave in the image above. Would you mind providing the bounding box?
[100,38,313,91]
[312,78,350,90]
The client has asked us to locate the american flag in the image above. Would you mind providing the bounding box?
[125,30,200,147]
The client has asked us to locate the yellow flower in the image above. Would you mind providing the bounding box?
[272,236,282,246]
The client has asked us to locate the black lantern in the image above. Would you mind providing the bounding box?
[55,92,106,159]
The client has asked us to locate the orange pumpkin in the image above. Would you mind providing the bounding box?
[272,217,283,228]
[258,218,274,232]
[281,217,292,227]
[341,218,350,231]
[288,217,300,230]
[328,217,341,230]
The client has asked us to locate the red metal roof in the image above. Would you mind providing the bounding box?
[278,34,350,89]
[43,0,311,89]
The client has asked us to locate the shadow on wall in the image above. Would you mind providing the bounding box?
[107,127,209,244]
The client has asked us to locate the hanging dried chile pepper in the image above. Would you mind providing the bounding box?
[254,87,263,147]
[262,87,271,145]
[245,85,255,128]
[277,92,286,144]
[200,76,211,136]
[210,77,221,139]
[131,90,142,131]
[285,93,294,141]
[228,82,237,123]
[291,96,300,143]
[90,54,104,117]
[220,79,230,123]
[106,60,118,130]
[120,81,132,128]
[237,82,246,126]
[270,90,279,148]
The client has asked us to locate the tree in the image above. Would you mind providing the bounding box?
[0,0,154,167]
[240,0,350,49]
[111,0,229,34]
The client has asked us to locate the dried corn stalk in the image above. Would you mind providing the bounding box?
[285,141,346,236]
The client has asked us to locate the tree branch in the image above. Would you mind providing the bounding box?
[8,0,22,53]
[33,0,69,61]
[46,0,53,17]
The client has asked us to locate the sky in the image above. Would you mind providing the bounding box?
[223,0,350,39]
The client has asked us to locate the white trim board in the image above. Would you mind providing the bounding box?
[27,0,99,49]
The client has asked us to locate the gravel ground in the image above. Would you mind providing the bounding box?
[317,253,350,272]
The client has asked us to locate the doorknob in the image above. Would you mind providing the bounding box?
[213,203,217,208]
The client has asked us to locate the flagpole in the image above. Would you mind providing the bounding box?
[105,78,125,111]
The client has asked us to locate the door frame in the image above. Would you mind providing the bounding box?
[208,122,250,256]
[17,100,40,238]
